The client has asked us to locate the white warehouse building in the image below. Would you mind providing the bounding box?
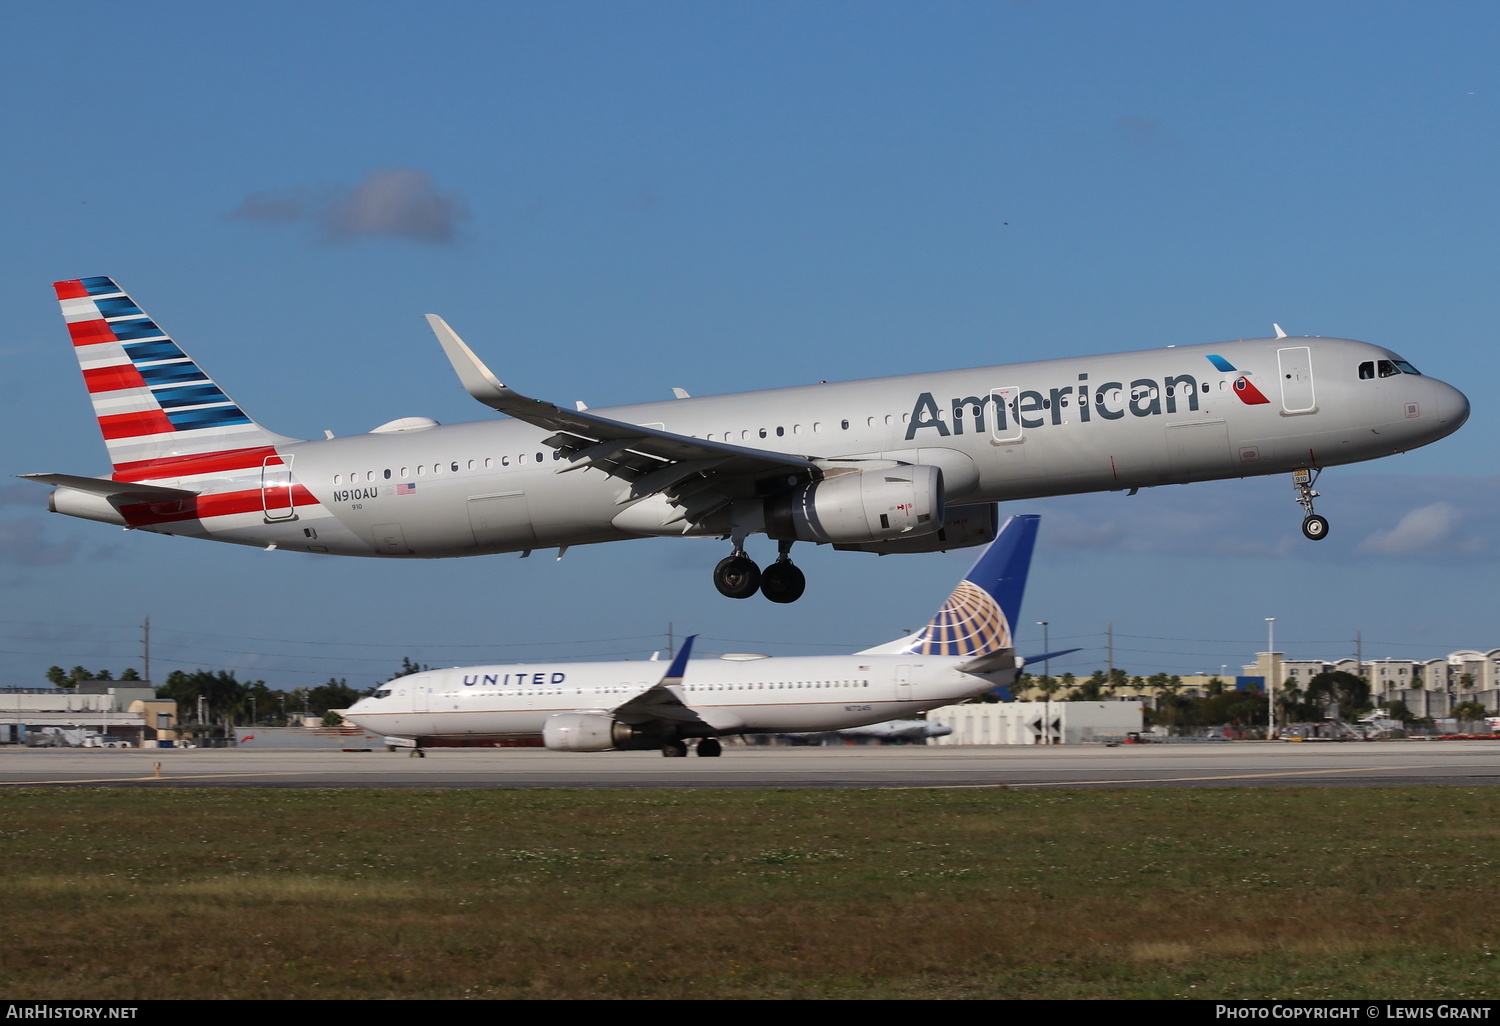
[928,701,1142,746]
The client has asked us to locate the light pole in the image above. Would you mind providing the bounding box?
[1266,617,1277,740]
[1036,621,1051,745]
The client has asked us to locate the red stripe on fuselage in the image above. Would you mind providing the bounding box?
[112,446,280,482]
[83,363,148,393]
[54,280,89,300]
[118,485,319,527]
[68,319,116,347]
[98,410,176,440]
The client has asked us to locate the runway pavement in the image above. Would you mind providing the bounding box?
[2,740,1499,789]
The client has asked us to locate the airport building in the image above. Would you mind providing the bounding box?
[0,684,177,747]
[1243,649,1500,718]
[928,701,1142,745]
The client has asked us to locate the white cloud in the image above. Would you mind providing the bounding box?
[1357,502,1484,557]
[230,167,469,244]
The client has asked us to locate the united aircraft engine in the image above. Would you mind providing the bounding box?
[542,713,665,752]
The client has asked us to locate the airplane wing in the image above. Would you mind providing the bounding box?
[427,316,821,526]
[609,635,707,727]
[16,473,197,501]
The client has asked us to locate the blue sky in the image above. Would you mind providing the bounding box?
[2,1,1496,690]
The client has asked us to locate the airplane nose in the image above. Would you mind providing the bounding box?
[1435,379,1471,431]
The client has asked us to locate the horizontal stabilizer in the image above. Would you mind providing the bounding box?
[17,473,197,501]
[956,649,1017,675]
[1021,647,1083,666]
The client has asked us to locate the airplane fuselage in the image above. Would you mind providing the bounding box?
[344,652,996,743]
[70,336,1469,558]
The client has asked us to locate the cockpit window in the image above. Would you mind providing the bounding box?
[1359,361,1375,379]
[1377,359,1400,378]
[1393,359,1421,375]
[373,688,391,700]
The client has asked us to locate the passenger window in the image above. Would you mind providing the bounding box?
[383,469,392,479]
[1359,361,1375,380]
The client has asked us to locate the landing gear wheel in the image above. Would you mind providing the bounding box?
[713,555,761,599]
[1301,514,1329,541]
[661,739,688,758]
[697,738,722,758]
[759,561,806,604]
[409,749,426,758]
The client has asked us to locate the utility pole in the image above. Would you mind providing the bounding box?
[142,615,151,685]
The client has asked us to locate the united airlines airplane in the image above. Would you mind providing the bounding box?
[342,514,1040,757]
[24,277,1469,602]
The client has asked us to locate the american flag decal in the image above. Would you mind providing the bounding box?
[397,483,416,495]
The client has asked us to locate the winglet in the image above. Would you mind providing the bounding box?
[425,314,517,411]
[1273,323,1287,339]
[660,635,696,687]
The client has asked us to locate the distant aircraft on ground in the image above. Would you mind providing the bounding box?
[795,719,956,743]
[25,277,1469,601]
[342,514,1041,756]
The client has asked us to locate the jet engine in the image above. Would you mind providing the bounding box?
[542,713,655,752]
[834,502,998,554]
[765,465,943,545]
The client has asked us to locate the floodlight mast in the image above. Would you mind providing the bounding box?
[1266,617,1277,740]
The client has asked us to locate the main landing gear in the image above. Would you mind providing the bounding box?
[659,738,722,758]
[1293,468,1330,541]
[712,541,806,603]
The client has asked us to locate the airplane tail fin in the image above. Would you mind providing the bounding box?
[858,514,1039,657]
[53,277,295,474]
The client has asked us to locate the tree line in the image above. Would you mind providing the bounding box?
[41,656,431,727]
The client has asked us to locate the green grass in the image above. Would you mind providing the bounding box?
[1,787,1497,999]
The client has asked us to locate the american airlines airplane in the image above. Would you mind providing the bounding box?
[24,276,1469,602]
[342,514,1040,757]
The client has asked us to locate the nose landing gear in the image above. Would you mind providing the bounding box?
[1293,468,1330,541]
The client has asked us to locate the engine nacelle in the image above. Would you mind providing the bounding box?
[834,502,998,555]
[542,713,654,752]
[765,465,943,545]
